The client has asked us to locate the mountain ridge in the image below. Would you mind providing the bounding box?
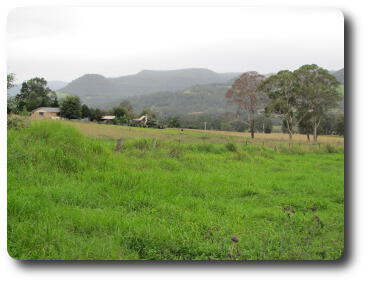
[59,68,242,106]
[330,68,344,84]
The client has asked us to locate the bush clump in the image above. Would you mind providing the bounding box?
[325,144,338,153]
[225,142,237,152]
[168,147,182,158]
[7,116,29,130]
[193,143,223,154]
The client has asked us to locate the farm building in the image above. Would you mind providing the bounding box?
[31,107,60,119]
[100,115,116,121]
[100,116,116,123]
[132,115,148,125]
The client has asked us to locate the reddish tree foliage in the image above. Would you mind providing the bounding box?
[225,71,265,138]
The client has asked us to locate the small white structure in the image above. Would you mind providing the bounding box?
[132,115,148,125]
[100,115,116,121]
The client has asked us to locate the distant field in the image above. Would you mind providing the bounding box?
[69,121,344,143]
[69,121,344,151]
[8,120,344,260]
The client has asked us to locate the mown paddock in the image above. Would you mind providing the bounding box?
[7,119,344,260]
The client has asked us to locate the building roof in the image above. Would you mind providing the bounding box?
[133,115,148,122]
[101,115,116,120]
[32,107,60,113]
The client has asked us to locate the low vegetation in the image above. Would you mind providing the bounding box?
[8,120,344,260]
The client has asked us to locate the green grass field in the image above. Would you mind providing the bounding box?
[7,120,344,260]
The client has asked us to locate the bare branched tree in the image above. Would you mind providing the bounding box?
[226,71,265,138]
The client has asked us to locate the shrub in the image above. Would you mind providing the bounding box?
[168,147,182,158]
[7,116,29,130]
[325,144,338,153]
[225,142,237,152]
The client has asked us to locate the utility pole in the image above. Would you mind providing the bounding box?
[204,121,207,131]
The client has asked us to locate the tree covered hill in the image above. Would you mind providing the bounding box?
[330,68,344,84]
[123,70,344,118]
[126,83,237,117]
[58,68,344,108]
[59,68,241,107]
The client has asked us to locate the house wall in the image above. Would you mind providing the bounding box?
[31,110,59,119]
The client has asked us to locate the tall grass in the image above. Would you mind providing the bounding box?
[8,120,344,260]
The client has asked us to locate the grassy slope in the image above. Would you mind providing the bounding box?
[8,121,344,260]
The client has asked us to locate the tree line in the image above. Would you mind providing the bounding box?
[226,64,343,141]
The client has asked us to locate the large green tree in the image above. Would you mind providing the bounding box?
[49,92,59,107]
[14,77,57,112]
[119,100,134,117]
[110,100,135,124]
[60,95,82,119]
[259,70,297,140]
[335,114,344,136]
[225,71,265,138]
[89,108,102,121]
[294,64,341,141]
[140,108,157,120]
[297,112,313,142]
[81,104,91,118]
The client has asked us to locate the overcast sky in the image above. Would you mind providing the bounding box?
[7,6,344,83]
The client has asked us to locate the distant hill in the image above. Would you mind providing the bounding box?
[330,68,344,84]
[7,80,68,96]
[125,83,236,117]
[59,68,241,107]
[125,76,344,118]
